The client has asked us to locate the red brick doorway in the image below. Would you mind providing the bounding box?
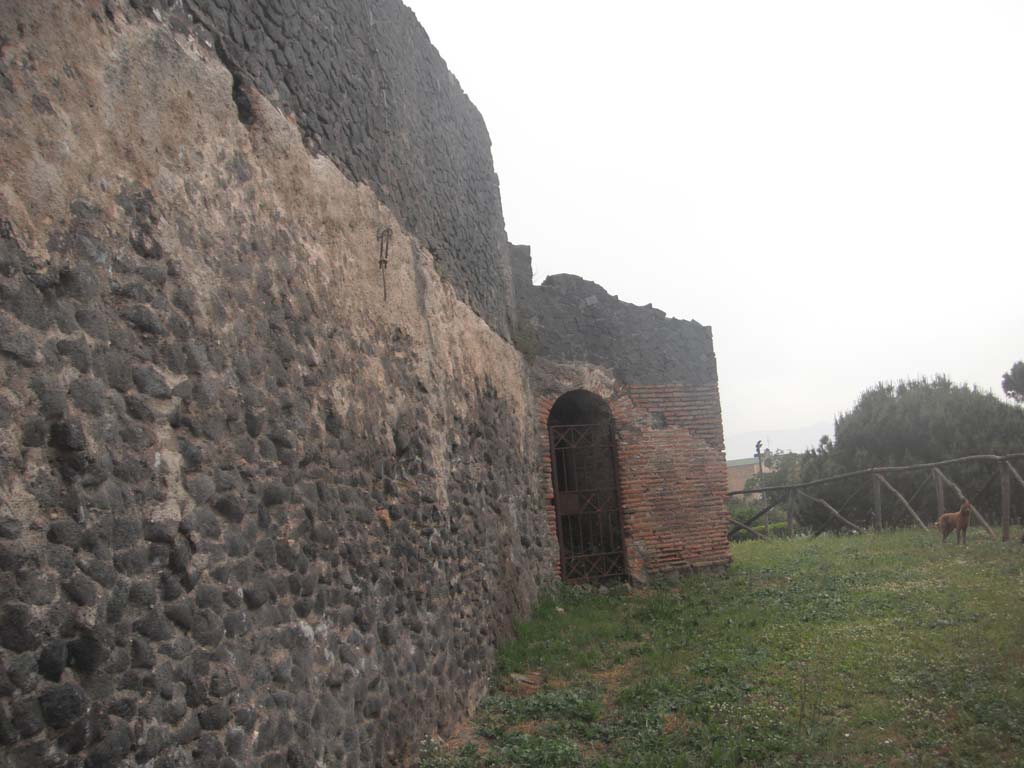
[547,390,627,582]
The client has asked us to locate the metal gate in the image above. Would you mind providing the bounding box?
[548,422,626,582]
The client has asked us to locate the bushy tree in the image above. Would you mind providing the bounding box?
[1004,361,1024,403]
[797,377,1024,532]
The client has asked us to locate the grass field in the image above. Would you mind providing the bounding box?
[421,530,1024,768]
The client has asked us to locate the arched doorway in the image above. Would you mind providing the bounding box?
[547,390,626,582]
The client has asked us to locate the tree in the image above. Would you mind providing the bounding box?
[797,376,1024,532]
[1003,361,1024,403]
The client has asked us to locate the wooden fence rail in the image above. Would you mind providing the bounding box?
[727,452,1024,542]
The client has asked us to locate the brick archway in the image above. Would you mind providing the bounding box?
[547,390,627,582]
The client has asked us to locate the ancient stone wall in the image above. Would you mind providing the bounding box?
[517,247,731,579]
[0,4,550,767]
[136,0,515,338]
[511,245,719,388]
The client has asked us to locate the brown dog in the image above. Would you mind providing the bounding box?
[935,499,971,544]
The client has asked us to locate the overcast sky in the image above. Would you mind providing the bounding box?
[404,0,1024,458]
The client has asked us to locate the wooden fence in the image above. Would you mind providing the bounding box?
[726,452,1024,542]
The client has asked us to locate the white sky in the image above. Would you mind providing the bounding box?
[403,0,1024,458]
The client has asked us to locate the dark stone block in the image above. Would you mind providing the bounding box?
[195,585,223,611]
[198,703,230,730]
[129,580,158,608]
[232,706,256,731]
[184,677,207,708]
[56,715,90,754]
[192,609,225,647]
[245,409,263,437]
[113,546,148,575]
[50,420,87,453]
[225,726,246,756]
[7,653,37,692]
[56,338,91,372]
[261,483,289,507]
[160,571,185,601]
[62,573,98,606]
[134,610,173,641]
[175,713,202,744]
[242,582,270,609]
[0,517,21,540]
[106,582,129,623]
[0,712,18,746]
[150,540,174,569]
[186,473,216,504]
[30,376,67,418]
[132,365,171,398]
[222,585,241,610]
[38,641,68,682]
[0,605,38,652]
[164,601,193,631]
[122,304,166,336]
[124,393,155,422]
[68,376,108,415]
[223,533,249,564]
[111,515,142,548]
[179,439,203,469]
[194,507,222,539]
[168,538,192,574]
[20,417,47,447]
[6,741,48,767]
[0,282,49,331]
[84,722,133,767]
[131,638,155,669]
[257,436,277,461]
[254,539,276,570]
[209,668,237,698]
[38,683,86,729]
[68,633,106,674]
[77,556,117,588]
[74,306,108,340]
[136,725,170,762]
[222,612,249,638]
[113,455,150,484]
[95,347,133,391]
[47,520,83,548]
[106,697,136,720]
[213,494,245,523]
[11,697,44,738]
[143,521,176,544]
[160,694,188,726]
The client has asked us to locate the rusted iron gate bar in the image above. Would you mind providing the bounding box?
[726,452,1024,540]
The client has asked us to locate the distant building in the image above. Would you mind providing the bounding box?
[727,457,762,493]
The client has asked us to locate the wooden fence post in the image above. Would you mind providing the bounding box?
[1006,461,1024,493]
[796,490,865,533]
[872,474,882,531]
[1001,461,1011,542]
[934,468,945,521]
[787,492,794,537]
[877,474,929,531]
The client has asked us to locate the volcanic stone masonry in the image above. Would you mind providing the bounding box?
[0,1,729,766]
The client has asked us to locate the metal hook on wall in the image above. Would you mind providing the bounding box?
[377,226,392,301]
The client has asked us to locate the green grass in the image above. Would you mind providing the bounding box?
[420,529,1024,768]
